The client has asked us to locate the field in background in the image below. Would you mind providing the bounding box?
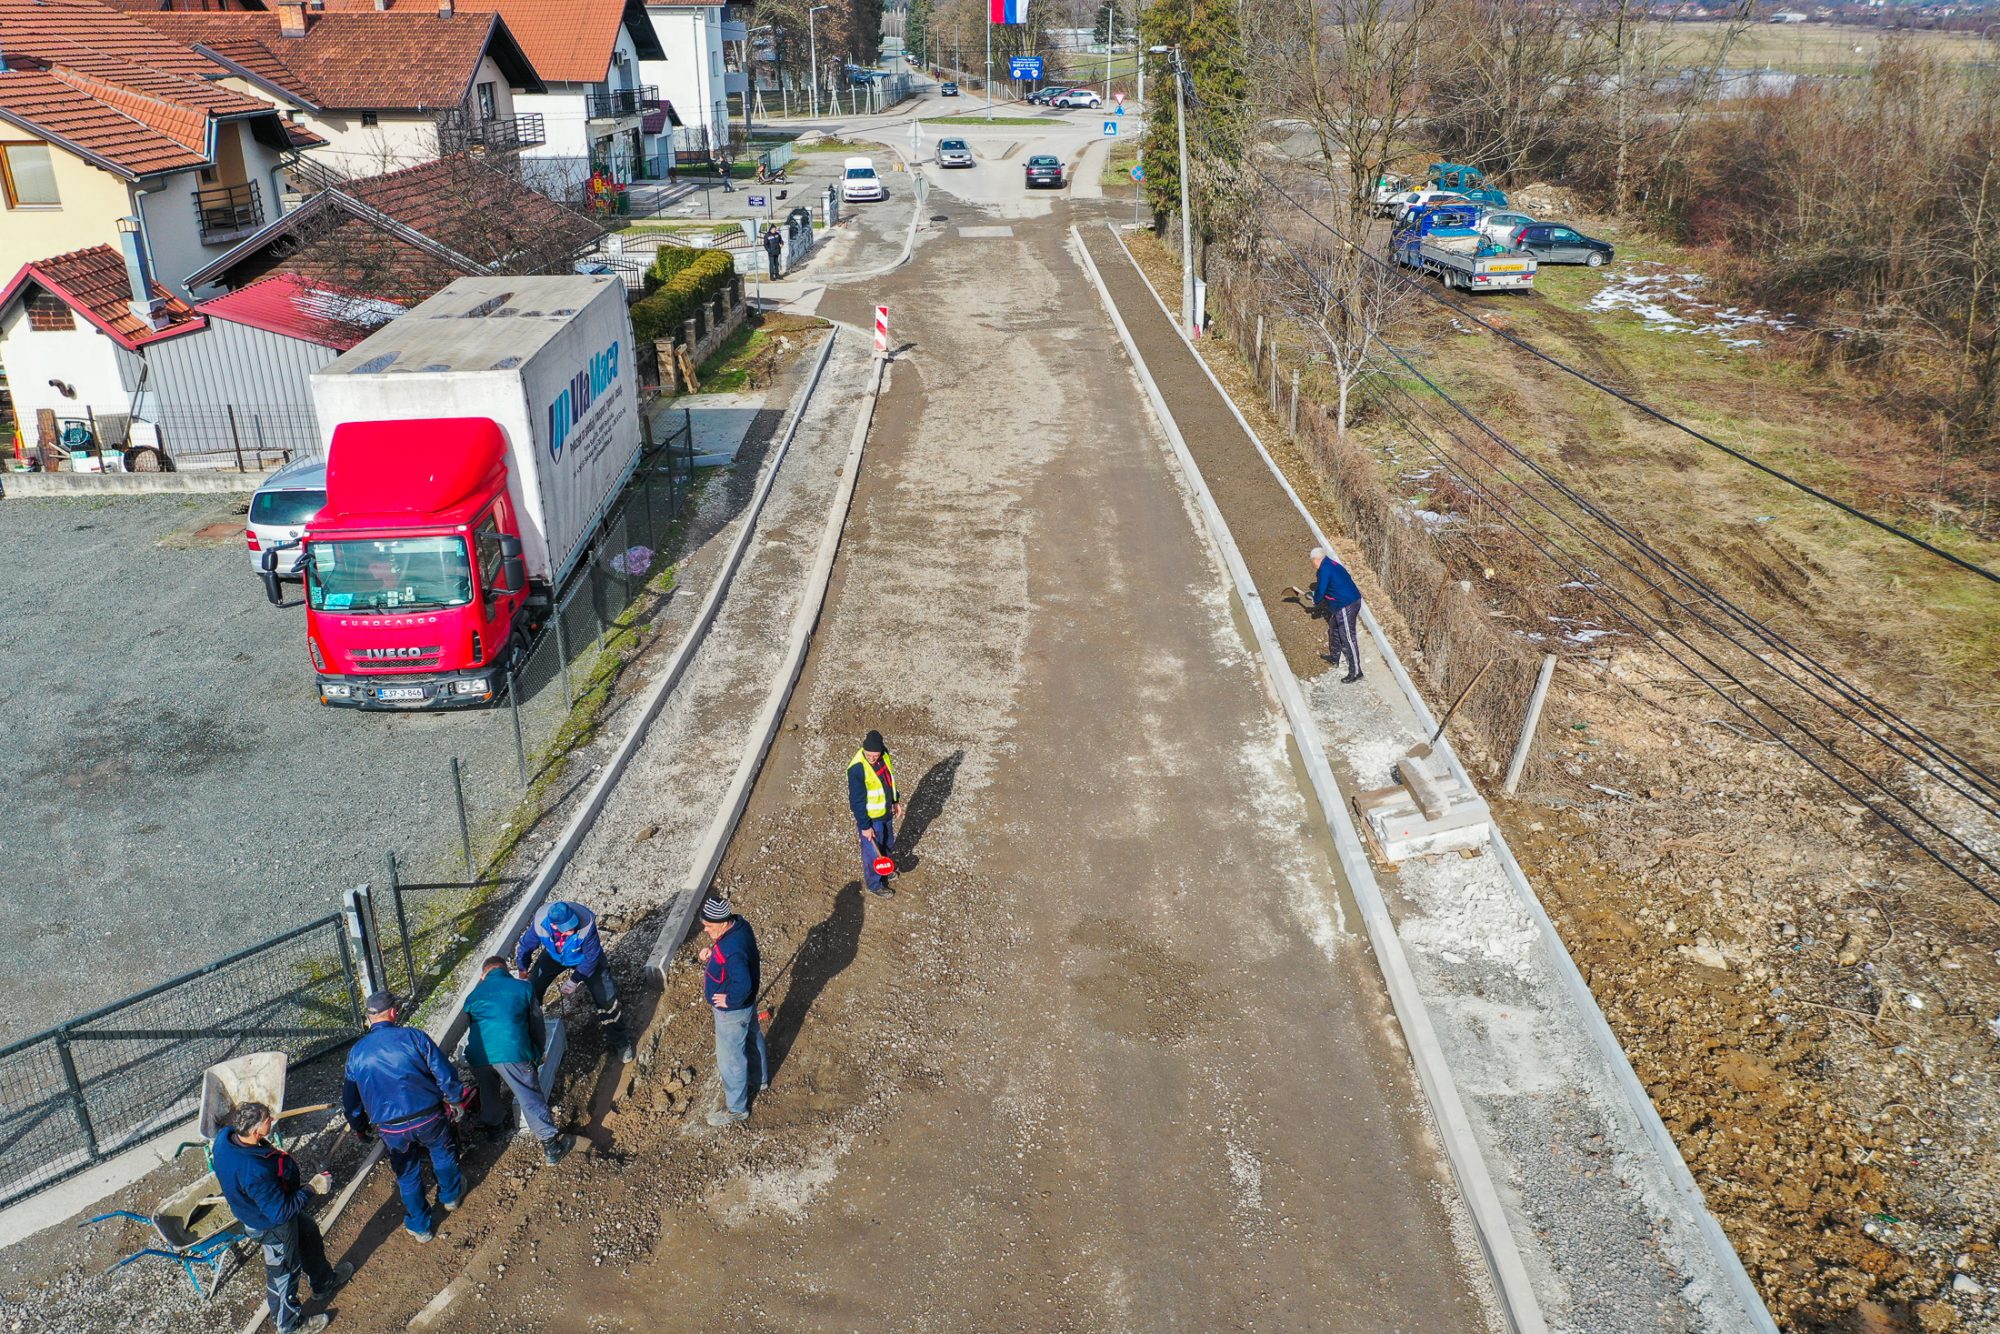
[1660,20,1993,73]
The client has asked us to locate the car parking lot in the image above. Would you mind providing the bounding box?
[0,493,531,1038]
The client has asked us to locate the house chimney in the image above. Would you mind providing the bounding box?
[374,0,388,9]
[437,0,453,16]
[115,217,169,333]
[277,0,308,36]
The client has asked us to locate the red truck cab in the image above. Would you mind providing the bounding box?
[303,418,535,709]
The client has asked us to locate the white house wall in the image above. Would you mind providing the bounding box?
[134,122,291,299]
[0,302,139,445]
[642,6,728,148]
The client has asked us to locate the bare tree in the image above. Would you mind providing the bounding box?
[1269,222,1408,443]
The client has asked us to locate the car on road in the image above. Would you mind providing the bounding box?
[1024,154,1066,188]
[1507,222,1614,266]
[245,457,326,579]
[935,137,974,168]
[1027,86,1069,105]
[1475,211,1536,247]
[841,155,887,202]
[1052,88,1103,109]
[939,81,960,96]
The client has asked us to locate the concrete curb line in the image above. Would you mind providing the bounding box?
[1072,226,1546,1334]
[384,335,885,1334]
[653,339,887,965]
[1100,224,1777,1334]
[1,470,266,497]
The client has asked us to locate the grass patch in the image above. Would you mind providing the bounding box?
[619,220,745,239]
[1100,137,1140,188]
[923,114,1050,126]
[675,313,828,398]
[794,137,879,154]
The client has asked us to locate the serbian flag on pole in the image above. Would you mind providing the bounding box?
[989,0,1026,22]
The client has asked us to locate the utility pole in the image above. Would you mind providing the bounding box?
[985,18,993,122]
[809,4,829,119]
[1102,0,1114,102]
[1164,47,1194,336]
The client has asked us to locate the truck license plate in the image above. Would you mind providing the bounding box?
[377,686,425,701]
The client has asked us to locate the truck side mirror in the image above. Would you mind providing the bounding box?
[497,534,526,594]
[260,541,302,606]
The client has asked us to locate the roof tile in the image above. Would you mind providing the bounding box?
[315,0,637,82]
[0,244,202,349]
[0,70,209,176]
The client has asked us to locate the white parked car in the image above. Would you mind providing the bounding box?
[246,457,326,579]
[1476,210,1536,247]
[1053,88,1103,109]
[841,156,887,202]
[1391,188,1470,222]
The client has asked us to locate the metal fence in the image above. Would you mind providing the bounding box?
[0,414,702,1213]
[153,402,322,472]
[0,915,362,1211]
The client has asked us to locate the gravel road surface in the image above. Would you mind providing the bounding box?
[280,148,1498,1328]
[0,494,525,1035]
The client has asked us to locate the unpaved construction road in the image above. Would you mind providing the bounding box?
[293,160,1498,1328]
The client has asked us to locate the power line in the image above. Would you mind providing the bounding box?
[1248,161,2000,588]
[1252,228,2000,903]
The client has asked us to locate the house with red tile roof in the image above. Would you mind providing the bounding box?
[0,0,300,298]
[128,3,549,171]
[185,154,604,301]
[256,0,668,193]
[0,243,204,459]
[640,0,741,165]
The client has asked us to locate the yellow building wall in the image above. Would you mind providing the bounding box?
[0,143,133,281]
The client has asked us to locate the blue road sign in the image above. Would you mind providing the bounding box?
[1115,103,1126,115]
[1102,120,1118,137]
[1132,163,1144,181]
[748,194,768,207]
[1009,56,1043,80]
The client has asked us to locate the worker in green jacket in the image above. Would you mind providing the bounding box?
[463,957,575,1166]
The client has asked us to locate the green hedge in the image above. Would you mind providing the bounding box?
[632,245,736,342]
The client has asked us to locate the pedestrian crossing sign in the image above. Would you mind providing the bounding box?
[1102,120,1118,136]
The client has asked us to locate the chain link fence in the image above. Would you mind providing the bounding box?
[0,413,703,1213]
[0,915,362,1211]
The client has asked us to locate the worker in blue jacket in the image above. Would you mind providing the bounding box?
[341,991,468,1241]
[211,1102,350,1333]
[513,899,634,1064]
[1311,547,1366,683]
[847,729,903,898]
[697,894,766,1127]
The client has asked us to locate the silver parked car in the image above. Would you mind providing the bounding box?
[935,137,974,169]
[1476,211,1535,247]
[246,457,326,578]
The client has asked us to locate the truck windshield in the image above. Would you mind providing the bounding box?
[307,536,473,613]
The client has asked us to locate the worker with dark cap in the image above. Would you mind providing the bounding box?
[514,898,635,1064]
[340,991,469,1242]
[846,729,903,898]
[211,1101,351,1334]
[697,894,765,1127]
[1310,547,1366,683]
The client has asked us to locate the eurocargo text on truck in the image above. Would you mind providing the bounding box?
[267,276,643,709]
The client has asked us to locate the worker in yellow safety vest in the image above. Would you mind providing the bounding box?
[845,729,903,898]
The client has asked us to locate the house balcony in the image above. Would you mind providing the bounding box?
[586,85,657,121]
[194,181,264,245]
[440,111,547,155]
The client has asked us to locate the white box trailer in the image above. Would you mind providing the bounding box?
[310,275,642,592]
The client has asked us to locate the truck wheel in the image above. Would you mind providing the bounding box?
[1586,252,1606,268]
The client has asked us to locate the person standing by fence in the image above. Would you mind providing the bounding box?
[211,1102,351,1334]
[1310,548,1366,684]
[763,224,785,280]
[464,957,576,1166]
[341,991,469,1242]
[513,899,636,1064]
[847,730,903,898]
[698,895,766,1127]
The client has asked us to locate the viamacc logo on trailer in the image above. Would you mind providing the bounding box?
[988,0,1027,22]
[548,341,620,461]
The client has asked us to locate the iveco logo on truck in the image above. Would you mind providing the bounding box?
[547,341,620,461]
[355,646,441,660]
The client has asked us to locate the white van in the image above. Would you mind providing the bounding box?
[841,156,886,203]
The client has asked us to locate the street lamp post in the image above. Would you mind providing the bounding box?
[809,4,830,120]
[1103,0,1115,102]
[985,18,994,122]
[1150,45,1195,337]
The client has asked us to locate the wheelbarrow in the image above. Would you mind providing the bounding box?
[82,1170,243,1299]
[83,1053,329,1298]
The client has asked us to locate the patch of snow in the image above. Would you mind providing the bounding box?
[1586,263,1796,353]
